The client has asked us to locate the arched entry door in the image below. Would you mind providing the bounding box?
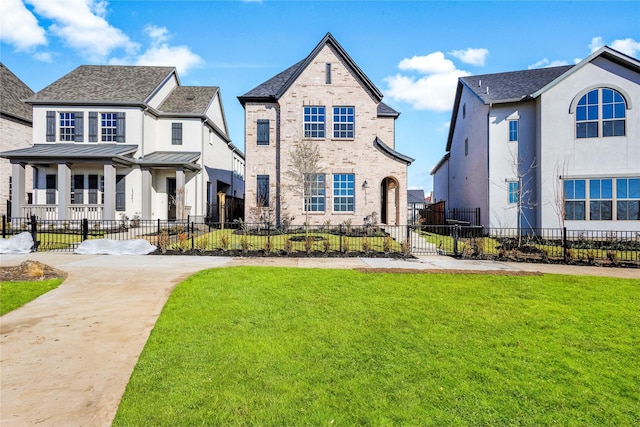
[380,177,400,225]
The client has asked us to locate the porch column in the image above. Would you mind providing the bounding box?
[141,168,152,219]
[10,162,26,219]
[103,163,116,220]
[57,163,71,220]
[176,168,185,220]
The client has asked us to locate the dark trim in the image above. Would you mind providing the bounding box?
[373,137,414,165]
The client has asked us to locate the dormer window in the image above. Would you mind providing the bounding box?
[576,88,626,138]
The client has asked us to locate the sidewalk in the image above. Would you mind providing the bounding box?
[1,253,637,426]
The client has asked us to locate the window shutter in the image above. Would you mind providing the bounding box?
[257,120,269,145]
[74,112,84,142]
[115,175,126,211]
[46,111,56,142]
[116,112,126,142]
[172,123,183,145]
[89,112,98,142]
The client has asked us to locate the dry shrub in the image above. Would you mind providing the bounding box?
[323,238,331,253]
[361,236,371,254]
[158,230,169,254]
[304,236,314,253]
[178,232,189,252]
[284,238,293,254]
[220,234,230,250]
[383,235,392,253]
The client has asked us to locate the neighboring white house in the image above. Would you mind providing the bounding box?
[1,65,244,222]
[238,33,413,226]
[0,63,34,218]
[432,46,640,232]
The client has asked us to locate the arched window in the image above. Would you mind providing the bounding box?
[576,88,626,138]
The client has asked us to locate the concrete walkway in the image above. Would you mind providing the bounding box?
[0,253,638,427]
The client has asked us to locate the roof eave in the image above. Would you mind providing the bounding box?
[373,137,414,165]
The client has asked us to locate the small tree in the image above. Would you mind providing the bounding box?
[552,160,569,229]
[285,139,322,233]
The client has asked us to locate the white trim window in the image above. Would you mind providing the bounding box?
[101,113,118,142]
[333,106,355,139]
[508,181,519,204]
[304,106,325,139]
[576,88,626,138]
[333,173,354,212]
[616,178,640,220]
[304,173,326,212]
[508,120,518,142]
[59,112,76,141]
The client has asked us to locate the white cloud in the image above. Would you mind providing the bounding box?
[134,45,203,75]
[611,38,640,57]
[398,52,456,74]
[0,0,46,51]
[33,51,53,62]
[26,0,138,60]
[589,36,605,53]
[527,58,570,69]
[145,24,170,44]
[450,48,489,66]
[384,50,482,111]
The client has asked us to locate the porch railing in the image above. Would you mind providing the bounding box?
[20,205,104,221]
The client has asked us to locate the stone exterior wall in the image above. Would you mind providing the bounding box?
[244,45,408,225]
[0,116,33,216]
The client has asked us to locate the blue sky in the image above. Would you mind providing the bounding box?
[2,0,639,194]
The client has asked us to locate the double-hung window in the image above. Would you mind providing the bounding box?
[172,123,183,145]
[304,106,325,138]
[508,120,518,142]
[508,181,519,204]
[333,106,354,139]
[576,88,626,138]
[589,179,612,220]
[257,175,269,207]
[59,112,76,141]
[616,178,640,220]
[304,174,325,212]
[564,179,586,220]
[101,113,118,141]
[333,174,354,212]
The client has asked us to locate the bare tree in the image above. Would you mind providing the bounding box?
[284,139,322,231]
[551,160,569,229]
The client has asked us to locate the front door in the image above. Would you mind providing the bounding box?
[167,178,176,220]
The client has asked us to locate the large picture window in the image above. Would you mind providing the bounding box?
[616,178,640,220]
[333,106,354,139]
[333,174,354,212]
[304,174,325,212]
[564,179,586,220]
[576,88,626,138]
[304,106,325,138]
[589,179,612,220]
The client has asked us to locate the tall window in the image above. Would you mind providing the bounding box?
[616,178,640,220]
[564,179,586,220]
[59,112,75,141]
[589,179,612,220]
[333,106,355,139]
[304,106,325,138]
[576,88,626,138]
[257,119,269,145]
[333,174,354,212]
[46,175,56,205]
[71,175,84,204]
[304,174,325,212]
[508,120,518,142]
[172,123,183,145]
[508,181,519,204]
[101,113,118,141]
[257,175,269,207]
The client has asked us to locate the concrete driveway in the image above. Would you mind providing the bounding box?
[1,252,637,426]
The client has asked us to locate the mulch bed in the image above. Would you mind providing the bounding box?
[0,261,67,282]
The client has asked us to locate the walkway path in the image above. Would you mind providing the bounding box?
[1,253,637,426]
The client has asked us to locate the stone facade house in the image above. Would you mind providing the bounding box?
[238,33,413,226]
[432,46,639,232]
[0,63,34,217]
[1,65,244,222]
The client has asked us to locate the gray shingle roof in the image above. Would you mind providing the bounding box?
[0,62,34,122]
[407,189,425,203]
[27,65,175,104]
[377,102,399,117]
[460,65,574,104]
[238,60,305,101]
[158,86,219,114]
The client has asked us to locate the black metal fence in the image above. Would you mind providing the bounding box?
[2,215,639,267]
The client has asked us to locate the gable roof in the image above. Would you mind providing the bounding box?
[158,86,219,115]
[26,65,176,105]
[459,65,574,105]
[0,62,34,123]
[238,33,385,106]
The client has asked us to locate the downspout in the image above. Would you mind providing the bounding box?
[486,103,491,228]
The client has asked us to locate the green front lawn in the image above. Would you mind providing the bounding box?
[114,267,640,426]
[0,279,64,315]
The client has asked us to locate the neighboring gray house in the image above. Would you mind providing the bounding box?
[432,46,640,232]
[0,63,34,217]
[239,33,413,226]
[1,65,244,222]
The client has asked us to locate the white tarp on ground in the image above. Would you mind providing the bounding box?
[0,232,34,254]
[75,239,157,255]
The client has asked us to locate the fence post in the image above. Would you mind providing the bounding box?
[453,224,459,256]
[82,218,89,241]
[563,227,568,262]
[191,220,195,251]
[30,215,37,251]
[2,215,6,238]
[339,224,343,253]
[157,218,161,236]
